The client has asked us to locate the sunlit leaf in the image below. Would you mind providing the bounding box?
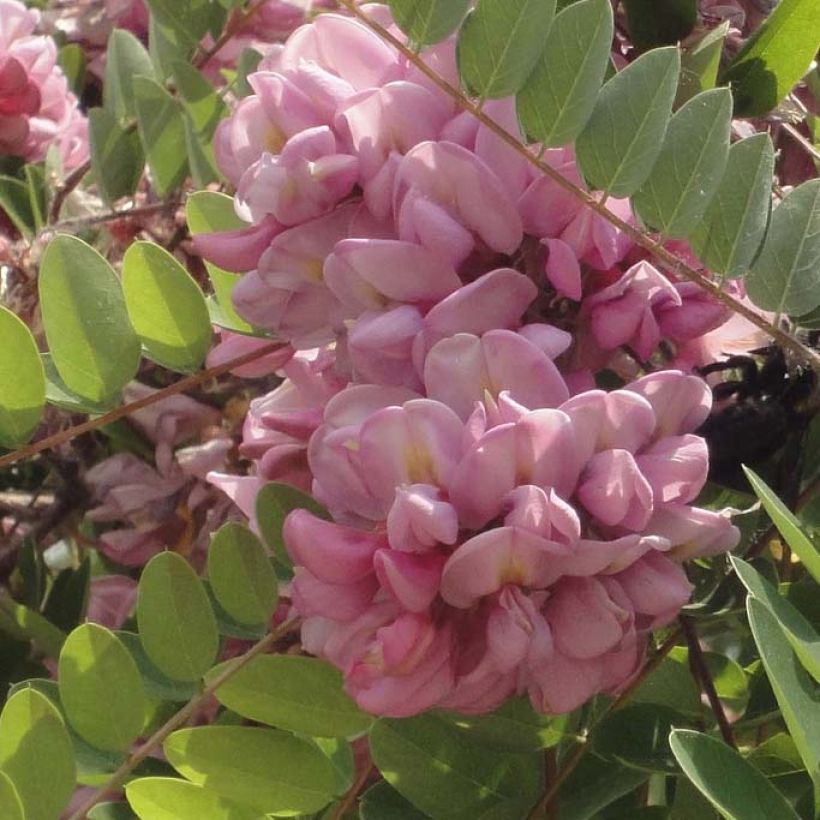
[457,0,556,99]
[207,655,371,739]
[164,726,338,815]
[670,729,800,820]
[0,772,23,820]
[633,88,731,238]
[137,552,219,682]
[122,241,212,372]
[516,0,612,147]
[388,0,470,45]
[58,624,146,752]
[576,47,680,197]
[126,778,260,820]
[689,133,774,279]
[39,234,141,404]
[0,306,44,448]
[745,179,820,316]
[104,29,156,121]
[0,689,75,820]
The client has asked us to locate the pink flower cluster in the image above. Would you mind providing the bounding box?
[0,0,88,169]
[200,7,740,716]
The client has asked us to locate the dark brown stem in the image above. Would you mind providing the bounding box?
[0,342,285,470]
[335,0,819,370]
[48,159,91,224]
[43,201,181,235]
[680,616,736,749]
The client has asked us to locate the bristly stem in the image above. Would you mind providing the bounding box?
[335,0,819,371]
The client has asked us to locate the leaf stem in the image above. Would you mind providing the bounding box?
[66,616,300,820]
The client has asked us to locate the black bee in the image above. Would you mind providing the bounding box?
[695,342,819,495]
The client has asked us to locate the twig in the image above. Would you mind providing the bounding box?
[0,342,286,470]
[680,616,736,748]
[330,758,375,820]
[43,201,182,235]
[193,0,269,69]
[335,0,819,370]
[67,616,300,820]
[48,159,91,225]
[781,122,820,164]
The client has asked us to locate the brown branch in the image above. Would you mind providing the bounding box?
[0,342,285,470]
[67,616,300,820]
[330,757,375,820]
[193,0,270,70]
[335,0,819,369]
[680,616,736,748]
[48,159,91,225]
[43,201,182,235]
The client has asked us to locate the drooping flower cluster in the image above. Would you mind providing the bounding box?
[200,6,741,716]
[0,0,88,170]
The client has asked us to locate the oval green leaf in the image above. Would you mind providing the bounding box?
[126,777,260,820]
[0,306,45,447]
[39,234,141,404]
[58,623,147,752]
[164,726,337,815]
[670,728,801,820]
[633,87,731,238]
[745,179,820,316]
[516,0,613,147]
[721,0,820,117]
[575,46,680,197]
[89,107,145,207]
[732,556,820,683]
[388,0,470,45]
[370,713,542,818]
[689,132,774,279]
[116,631,199,702]
[0,772,23,820]
[122,241,211,372]
[457,0,556,99]
[0,688,75,820]
[207,655,371,739]
[207,523,278,626]
[104,29,156,122]
[747,598,820,799]
[137,551,219,682]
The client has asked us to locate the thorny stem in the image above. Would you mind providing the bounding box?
[336,0,820,370]
[526,629,682,819]
[680,615,736,748]
[67,616,300,820]
[0,342,286,470]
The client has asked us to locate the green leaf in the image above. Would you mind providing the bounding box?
[204,584,268,641]
[182,113,220,187]
[148,16,195,81]
[388,0,471,45]
[747,598,820,802]
[0,306,45,447]
[0,590,66,658]
[207,523,278,626]
[633,88,731,238]
[721,0,820,117]
[185,191,255,334]
[0,689,75,820]
[117,632,199,702]
[437,697,568,752]
[42,558,91,633]
[23,164,46,232]
[207,655,371,739]
[0,175,35,238]
[89,108,145,206]
[144,0,217,47]
[516,0,613,147]
[689,133,774,279]
[593,704,685,773]
[126,777,260,820]
[172,61,228,137]
[104,29,156,121]
[164,726,338,814]
[255,482,331,574]
[234,48,263,98]
[743,467,820,584]
[623,0,697,52]
[133,76,189,197]
[630,649,704,719]
[733,557,820,683]
[745,179,820,316]
[575,46,680,197]
[41,353,118,415]
[677,21,729,105]
[370,713,542,819]
[360,781,428,820]
[0,772,23,820]
[746,733,806,777]
[137,551,219,682]
[457,0,557,99]
[58,43,86,97]
[58,624,146,752]
[670,729,801,820]
[88,803,138,820]
[39,234,141,404]
[122,241,212,372]
[703,652,750,714]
